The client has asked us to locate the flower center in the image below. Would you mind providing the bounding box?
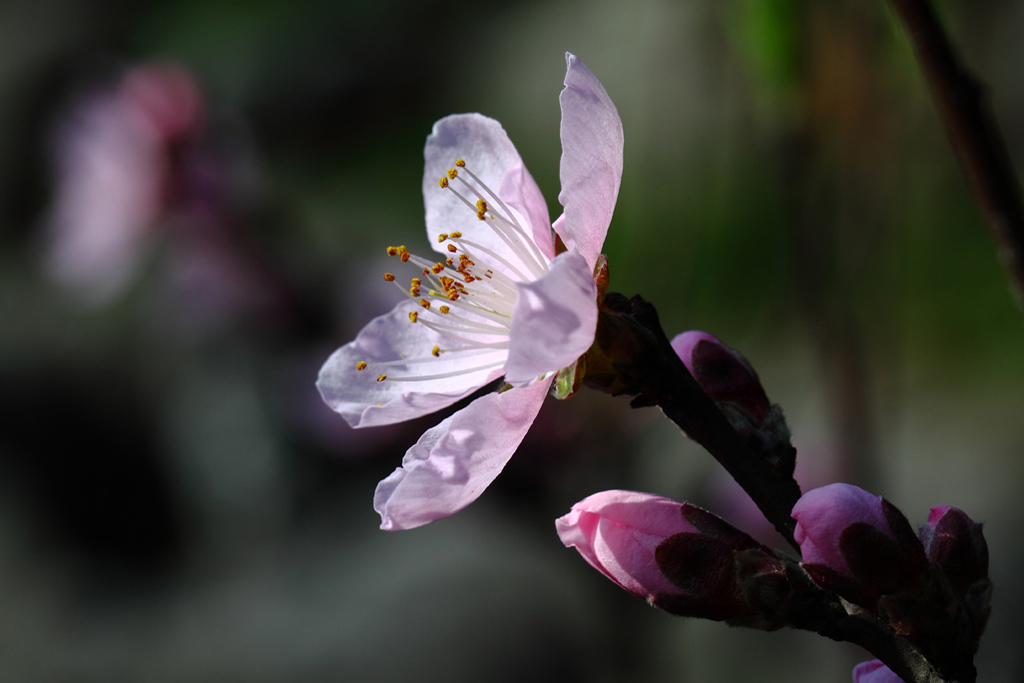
[357,159,551,383]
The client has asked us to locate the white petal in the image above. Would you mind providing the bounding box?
[503,250,597,385]
[499,161,555,260]
[316,300,506,428]
[557,53,624,271]
[373,378,551,530]
[424,113,549,275]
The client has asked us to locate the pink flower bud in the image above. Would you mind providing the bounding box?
[671,331,770,423]
[671,331,793,475]
[919,505,988,593]
[791,483,927,604]
[557,490,785,623]
[919,505,992,649]
[852,660,905,683]
[556,490,694,598]
[792,483,891,573]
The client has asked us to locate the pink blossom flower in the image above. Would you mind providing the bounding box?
[852,660,905,683]
[317,53,623,530]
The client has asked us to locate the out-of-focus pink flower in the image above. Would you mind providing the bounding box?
[852,660,905,683]
[42,64,204,303]
[317,53,624,531]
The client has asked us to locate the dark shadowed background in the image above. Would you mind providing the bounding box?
[1,0,1022,681]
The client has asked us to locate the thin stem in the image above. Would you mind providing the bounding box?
[888,0,1024,306]
[585,294,804,549]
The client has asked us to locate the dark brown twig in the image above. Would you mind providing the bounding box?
[583,293,804,549]
[888,0,1024,305]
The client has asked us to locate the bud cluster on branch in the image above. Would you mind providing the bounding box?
[562,293,992,683]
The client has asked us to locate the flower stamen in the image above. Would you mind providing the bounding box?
[366,155,563,389]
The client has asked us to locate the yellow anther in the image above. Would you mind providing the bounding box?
[447,244,457,253]
[376,374,387,382]
[383,273,396,282]
[400,251,410,262]
[439,305,450,314]
[409,287,420,296]
[446,257,454,267]
[411,277,422,287]
[409,311,418,323]
[450,231,462,238]
[356,361,368,371]
[431,262,445,274]
[437,233,448,243]
[419,299,431,309]
[476,211,486,221]
[387,246,398,256]
[439,176,449,189]
[455,159,465,167]
[476,199,487,212]
[447,168,458,179]
[431,345,441,357]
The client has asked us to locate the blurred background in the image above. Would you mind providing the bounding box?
[1,0,1022,681]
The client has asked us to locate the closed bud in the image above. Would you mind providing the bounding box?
[671,331,794,475]
[852,660,906,683]
[919,505,992,650]
[919,505,989,599]
[791,483,928,607]
[671,331,769,421]
[556,490,790,628]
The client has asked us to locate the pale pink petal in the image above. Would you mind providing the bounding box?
[316,300,507,428]
[503,249,597,385]
[423,114,549,274]
[373,378,551,530]
[557,52,624,270]
[499,161,555,260]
